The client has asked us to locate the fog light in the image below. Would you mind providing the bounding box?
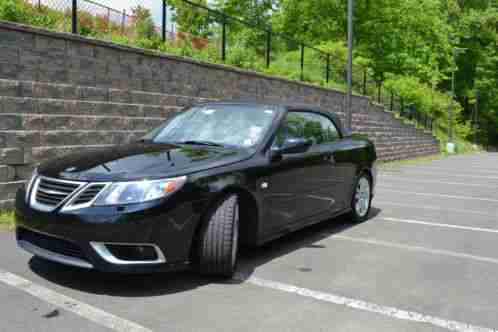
[90,242,166,264]
[106,244,158,261]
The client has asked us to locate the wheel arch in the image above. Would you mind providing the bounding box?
[220,186,260,247]
[351,165,374,201]
[359,167,374,184]
[190,185,261,262]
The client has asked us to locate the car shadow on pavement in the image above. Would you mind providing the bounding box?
[29,257,211,297]
[28,207,381,297]
[234,207,381,282]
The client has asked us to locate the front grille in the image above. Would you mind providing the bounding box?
[71,184,106,206]
[35,177,82,207]
[18,228,87,260]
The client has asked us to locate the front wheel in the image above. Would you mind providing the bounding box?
[348,174,372,223]
[198,195,239,277]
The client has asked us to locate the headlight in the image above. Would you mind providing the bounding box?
[25,168,38,202]
[93,176,187,206]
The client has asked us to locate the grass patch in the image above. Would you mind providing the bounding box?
[378,153,446,170]
[0,210,15,231]
[433,125,483,156]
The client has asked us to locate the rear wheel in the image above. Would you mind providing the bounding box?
[198,195,239,277]
[348,174,372,223]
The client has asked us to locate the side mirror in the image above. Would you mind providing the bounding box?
[343,128,353,138]
[271,137,312,158]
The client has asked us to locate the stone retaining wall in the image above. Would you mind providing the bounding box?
[0,20,439,208]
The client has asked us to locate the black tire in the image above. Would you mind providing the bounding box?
[198,195,239,277]
[348,173,372,223]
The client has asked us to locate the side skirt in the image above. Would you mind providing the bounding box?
[256,208,351,246]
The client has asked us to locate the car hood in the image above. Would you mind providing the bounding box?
[38,142,251,182]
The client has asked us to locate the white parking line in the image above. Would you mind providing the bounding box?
[380,170,498,180]
[374,201,498,217]
[380,217,498,234]
[379,188,498,203]
[332,235,498,264]
[407,166,498,175]
[378,176,498,188]
[0,269,153,332]
[236,274,496,332]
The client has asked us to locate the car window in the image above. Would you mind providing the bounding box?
[273,111,340,147]
[145,104,278,148]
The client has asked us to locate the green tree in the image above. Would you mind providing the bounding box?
[168,0,212,37]
[215,0,275,26]
[448,1,498,145]
[132,5,157,40]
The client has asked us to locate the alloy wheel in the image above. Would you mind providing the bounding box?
[354,177,371,217]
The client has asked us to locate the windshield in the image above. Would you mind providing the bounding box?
[144,104,278,148]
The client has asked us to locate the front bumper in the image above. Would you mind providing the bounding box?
[15,189,205,273]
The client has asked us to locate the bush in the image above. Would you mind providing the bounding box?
[226,43,262,70]
[0,0,27,23]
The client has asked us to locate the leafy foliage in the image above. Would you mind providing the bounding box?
[133,6,157,40]
[168,0,213,37]
[0,210,14,230]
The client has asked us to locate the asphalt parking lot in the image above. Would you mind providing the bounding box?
[1,153,498,332]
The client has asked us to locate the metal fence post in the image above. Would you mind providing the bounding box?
[400,98,404,117]
[389,92,393,112]
[266,30,271,68]
[474,90,479,145]
[107,8,111,37]
[362,69,367,95]
[72,0,77,34]
[300,44,304,81]
[37,0,41,11]
[121,10,125,35]
[162,0,167,42]
[377,82,382,103]
[326,54,330,83]
[221,16,226,63]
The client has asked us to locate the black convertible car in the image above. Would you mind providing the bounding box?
[15,101,377,277]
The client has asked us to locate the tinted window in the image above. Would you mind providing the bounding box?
[274,112,340,147]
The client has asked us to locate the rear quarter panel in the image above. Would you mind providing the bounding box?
[333,135,377,202]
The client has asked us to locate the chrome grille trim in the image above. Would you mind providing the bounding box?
[61,182,111,212]
[30,176,87,212]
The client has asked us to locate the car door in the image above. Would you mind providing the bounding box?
[310,113,353,211]
[261,111,342,234]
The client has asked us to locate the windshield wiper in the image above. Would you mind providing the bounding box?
[174,140,225,147]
